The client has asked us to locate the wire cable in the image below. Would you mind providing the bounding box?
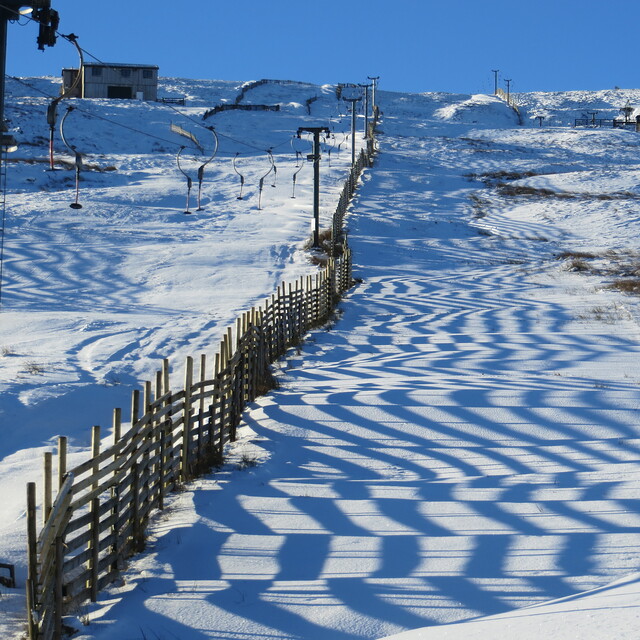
[0,146,7,312]
[7,75,198,151]
[5,5,350,157]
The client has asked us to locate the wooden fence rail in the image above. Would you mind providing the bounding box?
[25,109,377,640]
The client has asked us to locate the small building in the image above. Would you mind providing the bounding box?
[62,63,159,100]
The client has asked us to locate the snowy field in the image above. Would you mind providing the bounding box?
[2,80,640,638]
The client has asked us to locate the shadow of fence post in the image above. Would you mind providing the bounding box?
[24,106,379,640]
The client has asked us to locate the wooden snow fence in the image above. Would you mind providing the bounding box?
[25,254,353,640]
[331,121,376,253]
[25,105,378,640]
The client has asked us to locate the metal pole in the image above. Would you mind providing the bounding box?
[298,126,330,248]
[368,76,379,112]
[359,83,372,137]
[505,79,512,105]
[0,10,10,130]
[491,69,499,95]
[312,132,320,247]
[343,97,360,167]
[0,1,57,136]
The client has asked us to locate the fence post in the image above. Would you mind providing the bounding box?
[131,462,140,551]
[43,451,52,526]
[131,389,140,431]
[142,381,152,518]
[198,353,206,462]
[57,436,67,490]
[160,358,170,504]
[54,534,63,640]
[26,482,37,640]
[112,407,122,572]
[87,426,100,602]
[181,356,193,481]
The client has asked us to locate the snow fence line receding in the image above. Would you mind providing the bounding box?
[23,112,379,640]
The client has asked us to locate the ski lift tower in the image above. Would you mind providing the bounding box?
[0,0,58,145]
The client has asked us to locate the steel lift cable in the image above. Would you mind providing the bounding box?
[9,76,196,152]
[0,145,8,311]
[5,5,297,159]
[59,106,84,209]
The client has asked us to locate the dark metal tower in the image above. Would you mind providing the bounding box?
[0,1,58,136]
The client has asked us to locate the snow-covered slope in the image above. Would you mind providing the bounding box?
[2,82,640,639]
[381,573,640,640]
[0,75,365,636]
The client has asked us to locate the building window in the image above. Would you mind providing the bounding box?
[143,69,153,79]
[91,67,102,77]
[120,68,131,78]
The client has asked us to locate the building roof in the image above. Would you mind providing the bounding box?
[64,62,159,71]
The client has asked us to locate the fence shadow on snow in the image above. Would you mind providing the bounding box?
[24,113,379,639]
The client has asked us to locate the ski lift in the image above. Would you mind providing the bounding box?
[59,106,83,209]
[196,126,218,210]
[47,33,83,170]
[176,146,193,213]
[269,150,277,188]
[174,127,218,213]
[322,133,335,166]
[337,130,349,151]
[291,133,311,168]
[258,149,275,210]
[232,152,245,200]
[291,157,306,198]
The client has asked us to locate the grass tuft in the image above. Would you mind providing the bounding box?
[607,279,640,295]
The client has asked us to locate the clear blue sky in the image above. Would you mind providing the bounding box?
[4,0,639,95]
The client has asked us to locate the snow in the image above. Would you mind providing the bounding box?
[381,573,640,640]
[2,81,640,639]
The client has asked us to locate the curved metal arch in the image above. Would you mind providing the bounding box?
[59,106,84,209]
[257,149,275,210]
[232,152,246,200]
[195,127,219,210]
[291,157,306,199]
[48,34,84,170]
[176,146,194,213]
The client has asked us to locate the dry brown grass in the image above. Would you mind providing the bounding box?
[556,251,598,260]
[466,170,539,184]
[606,279,640,295]
[8,157,117,172]
[498,184,576,198]
[468,193,490,218]
[499,184,639,200]
[565,258,591,272]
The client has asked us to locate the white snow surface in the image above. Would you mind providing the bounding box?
[2,83,640,639]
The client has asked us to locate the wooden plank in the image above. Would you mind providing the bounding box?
[88,497,100,602]
[43,451,52,526]
[131,462,141,551]
[26,482,37,640]
[26,577,36,640]
[181,356,193,482]
[37,474,73,553]
[57,436,67,491]
[113,407,122,445]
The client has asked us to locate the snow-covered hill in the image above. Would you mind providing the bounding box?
[2,80,640,639]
